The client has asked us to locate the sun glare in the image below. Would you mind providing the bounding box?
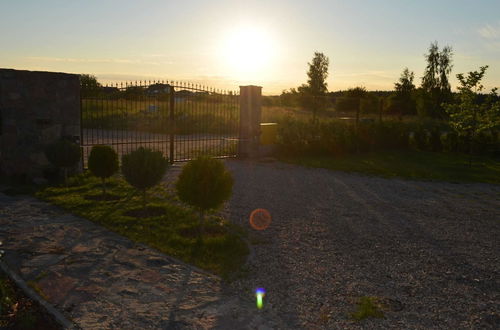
[218,25,277,80]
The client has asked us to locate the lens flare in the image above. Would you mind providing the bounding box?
[249,208,272,231]
[255,288,266,309]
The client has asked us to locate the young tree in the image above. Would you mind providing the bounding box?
[176,156,233,239]
[444,66,500,166]
[122,147,169,210]
[88,145,119,196]
[301,52,330,121]
[307,52,329,95]
[419,42,453,118]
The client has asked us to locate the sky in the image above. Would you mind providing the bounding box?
[1,0,500,95]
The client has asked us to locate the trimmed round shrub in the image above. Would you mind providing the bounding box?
[44,139,81,168]
[176,156,233,213]
[122,147,169,207]
[44,139,81,184]
[88,145,119,179]
[88,145,119,195]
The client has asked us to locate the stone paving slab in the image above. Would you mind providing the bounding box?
[0,193,284,329]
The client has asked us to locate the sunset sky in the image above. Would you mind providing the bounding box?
[1,0,499,94]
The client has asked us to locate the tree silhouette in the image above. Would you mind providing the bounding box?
[80,74,101,98]
[301,52,330,121]
[393,68,416,116]
[419,42,453,118]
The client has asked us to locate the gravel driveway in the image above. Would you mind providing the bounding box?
[193,160,500,329]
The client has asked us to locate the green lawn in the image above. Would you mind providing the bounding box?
[279,151,500,184]
[35,174,248,280]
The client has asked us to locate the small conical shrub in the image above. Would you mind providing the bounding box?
[44,139,81,184]
[88,145,119,196]
[122,147,169,209]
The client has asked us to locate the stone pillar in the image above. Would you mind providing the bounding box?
[0,69,81,181]
[238,85,262,158]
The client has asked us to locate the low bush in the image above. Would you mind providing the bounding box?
[122,147,169,209]
[176,156,233,239]
[277,117,498,157]
[88,145,119,196]
[44,139,81,184]
[277,118,411,156]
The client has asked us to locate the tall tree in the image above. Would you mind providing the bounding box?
[300,52,330,121]
[307,52,329,95]
[393,67,416,116]
[419,42,453,118]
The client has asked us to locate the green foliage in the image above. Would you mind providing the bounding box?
[345,86,367,99]
[88,145,119,195]
[307,52,329,95]
[81,98,239,136]
[419,42,454,118]
[277,118,409,156]
[351,296,385,321]
[393,68,417,115]
[176,156,233,212]
[44,139,81,168]
[280,151,500,184]
[287,52,330,120]
[280,88,300,107]
[360,94,380,114]
[122,147,169,207]
[335,97,359,112]
[44,139,81,184]
[444,66,500,161]
[88,145,119,179]
[80,74,101,98]
[36,173,248,278]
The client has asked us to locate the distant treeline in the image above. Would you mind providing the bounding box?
[263,90,500,117]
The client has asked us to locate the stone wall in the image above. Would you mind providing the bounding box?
[0,69,81,181]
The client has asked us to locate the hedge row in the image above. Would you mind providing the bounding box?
[277,118,499,156]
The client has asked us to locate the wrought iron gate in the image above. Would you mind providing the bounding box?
[80,81,240,166]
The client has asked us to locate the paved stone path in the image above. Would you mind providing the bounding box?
[0,192,283,329]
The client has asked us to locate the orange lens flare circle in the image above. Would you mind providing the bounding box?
[249,208,272,231]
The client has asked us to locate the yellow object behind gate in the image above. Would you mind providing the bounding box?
[260,123,278,145]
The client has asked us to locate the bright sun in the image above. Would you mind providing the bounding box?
[219,25,277,79]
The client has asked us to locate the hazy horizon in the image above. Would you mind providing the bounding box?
[1,0,500,95]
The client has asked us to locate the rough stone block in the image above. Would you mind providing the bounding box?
[41,124,62,143]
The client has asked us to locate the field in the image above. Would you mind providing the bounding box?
[82,97,239,135]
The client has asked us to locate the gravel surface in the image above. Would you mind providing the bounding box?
[183,159,500,329]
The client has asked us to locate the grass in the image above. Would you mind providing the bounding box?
[279,151,500,184]
[35,173,249,280]
[350,296,385,321]
[261,105,425,124]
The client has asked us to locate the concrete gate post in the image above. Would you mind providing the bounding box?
[238,85,262,158]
